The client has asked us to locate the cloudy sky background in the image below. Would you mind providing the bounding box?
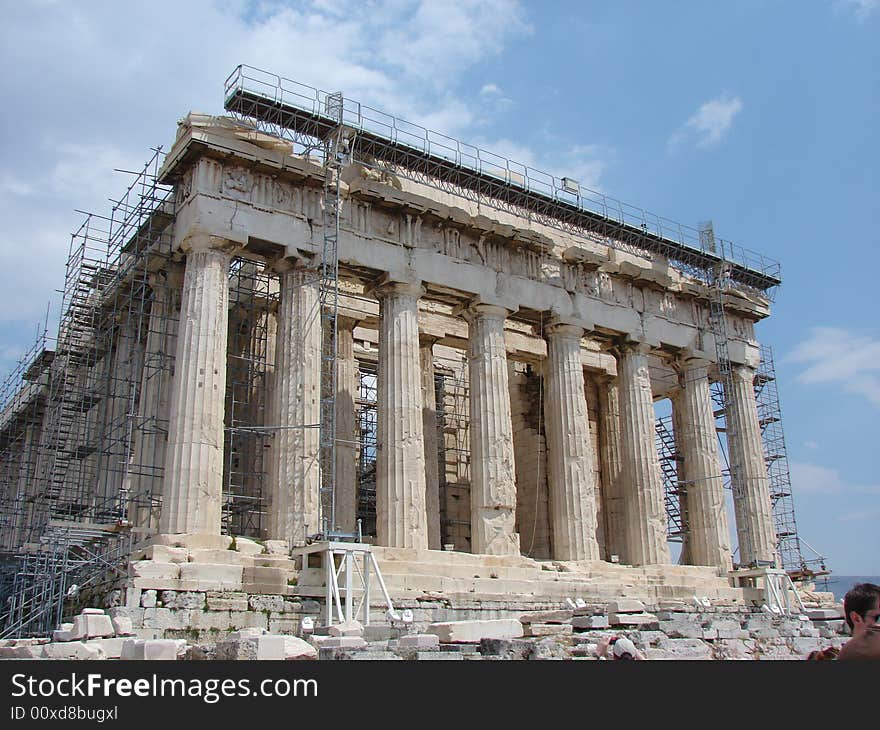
[1,1,877,574]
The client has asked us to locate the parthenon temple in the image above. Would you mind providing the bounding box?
[0,67,818,638]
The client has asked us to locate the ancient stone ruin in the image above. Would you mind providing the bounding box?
[0,66,838,659]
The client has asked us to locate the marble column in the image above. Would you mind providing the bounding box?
[374,281,428,549]
[334,315,359,535]
[544,323,600,561]
[675,358,732,571]
[617,343,670,565]
[127,266,183,531]
[266,258,322,547]
[160,238,232,535]
[420,335,442,550]
[726,364,776,566]
[464,303,520,556]
[597,376,624,561]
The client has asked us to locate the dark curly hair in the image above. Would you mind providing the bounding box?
[843,583,880,631]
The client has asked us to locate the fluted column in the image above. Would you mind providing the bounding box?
[160,238,232,535]
[617,343,670,565]
[334,315,359,535]
[127,266,182,531]
[726,364,776,566]
[465,303,520,556]
[266,258,322,547]
[375,281,428,549]
[675,358,732,571]
[544,323,600,561]
[420,336,442,550]
[598,376,624,560]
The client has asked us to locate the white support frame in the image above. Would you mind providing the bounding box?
[292,541,395,626]
[730,566,807,616]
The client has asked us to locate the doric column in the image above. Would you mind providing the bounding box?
[266,257,322,547]
[420,336,442,550]
[726,364,776,566]
[674,357,732,571]
[127,266,183,531]
[597,376,624,561]
[617,342,670,565]
[334,315,359,535]
[544,323,600,561]
[160,238,233,535]
[374,281,428,549]
[464,303,520,556]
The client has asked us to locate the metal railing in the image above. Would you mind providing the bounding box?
[223,64,781,295]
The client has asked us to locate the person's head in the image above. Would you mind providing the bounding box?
[843,583,880,634]
[611,636,638,660]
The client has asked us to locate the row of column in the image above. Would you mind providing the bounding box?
[157,238,776,570]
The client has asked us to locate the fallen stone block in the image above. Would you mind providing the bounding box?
[53,623,74,642]
[524,623,573,637]
[141,590,157,608]
[70,612,115,640]
[0,645,46,659]
[111,616,134,636]
[658,616,704,639]
[120,639,143,660]
[427,619,523,643]
[328,620,364,637]
[519,610,572,625]
[572,615,610,630]
[398,634,440,650]
[221,635,289,661]
[282,636,318,660]
[319,636,367,650]
[43,641,105,660]
[608,612,659,627]
[143,639,186,660]
[84,637,127,659]
[807,608,843,621]
[607,599,645,614]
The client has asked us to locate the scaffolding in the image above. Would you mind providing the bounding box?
[655,416,686,543]
[223,65,781,296]
[0,149,176,636]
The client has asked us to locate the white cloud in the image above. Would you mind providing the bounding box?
[784,327,880,407]
[790,461,880,496]
[838,507,880,522]
[804,440,820,450]
[0,0,542,340]
[668,94,743,150]
[837,0,880,21]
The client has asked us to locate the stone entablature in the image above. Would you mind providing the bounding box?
[160,113,764,369]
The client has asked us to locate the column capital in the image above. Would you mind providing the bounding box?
[180,234,240,256]
[614,338,655,358]
[457,300,511,322]
[419,333,441,348]
[545,320,584,340]
[366,275,424,301]
[336,313,361,332]
[730,363,756,382]
[269,252,317,275]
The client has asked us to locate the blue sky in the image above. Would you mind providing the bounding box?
[0,1,876,574]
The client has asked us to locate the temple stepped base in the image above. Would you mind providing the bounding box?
[295,546,745,606]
